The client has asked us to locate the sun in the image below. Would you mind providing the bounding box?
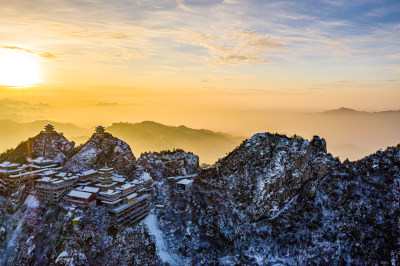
[0,49,42,87]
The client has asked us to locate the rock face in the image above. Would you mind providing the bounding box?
[159,134,400,264]
[195,133,336,225]
[137,149,199,180]
[0,131,75,164]
[0,201,160,265]
[248,146,400,264]
[5,185,28,214]
[64,132,136,175]
[1,131,399,265]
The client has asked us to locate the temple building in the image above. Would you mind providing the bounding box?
[36,174,78,203]
[76,186,100,194]
[107,193,150,226]
[68,166,151,226]
[43,124,55,133]
[95,125,106,134]
[94,165,117,190]
[0,131,153,226]
[68,190,97,208]
[0,161,46,195]
[0,156,73,198]
[78,169,98,183]
[176,179,194,192]
[168,174,196,193]
[29,157,61,170]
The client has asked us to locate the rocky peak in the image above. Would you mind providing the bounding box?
[64,132,136,175]
[310,135,327,153]
[177,133,339,244]
[137,149,199,180]
[159,134,399,264]
[197,133,336,218]
[0,130,75,164]
[250,145,400,264]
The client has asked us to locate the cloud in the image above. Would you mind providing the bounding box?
[45,22,133,41]
[2,46,57,58]
[0,19,151,67]
[236,31,283,49]
[93,101,138,107]
[94,102,120,107]
[222,0,237,4]
[245,39,282,48]
[171,29,282,64]
[199,76,247,82]
[177,0,193,12]
[217,54,270,64]
[0,0,398,79]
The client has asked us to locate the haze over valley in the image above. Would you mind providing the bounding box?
[0,98,398,163]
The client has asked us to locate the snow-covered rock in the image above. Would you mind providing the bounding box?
[64,132,136,175]
[137,149,199,180]
[0,131,75,164]
[138,171,152,182]
[243,146,400,264]
[1,131,399,265]
[143,214,183,265]
[159,133,400,264]
[55,250,87,265]
[6,185,28,214]
[193,133,336,229]
[0,226,6,242]
[24,195,40,209]
[0,204,160,265]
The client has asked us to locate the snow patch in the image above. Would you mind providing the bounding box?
[143,214,183,265]
[268,195,298,220]
[24,195,40,209]
[139,172,152,182]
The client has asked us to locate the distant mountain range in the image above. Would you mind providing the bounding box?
[0,119,243,164]
[0,98,50,121]
[0,119,88,150]
[307,107,400,159]
[233,106,400,161]
[318,107,400,115]
[107,121,244,164]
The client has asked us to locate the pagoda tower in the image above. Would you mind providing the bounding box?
[95,125,106,134]
[97,164,113,185]
[43,124,55,133]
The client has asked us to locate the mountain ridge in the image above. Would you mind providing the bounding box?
[0,130,75,164]
[158,132,400,264]
[107,121,244,164]
[317,107,400,115]
[0,97,399,162]
[0,127,399,264]
[64,131,137,176]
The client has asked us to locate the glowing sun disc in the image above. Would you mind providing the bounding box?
[0,49,42,87]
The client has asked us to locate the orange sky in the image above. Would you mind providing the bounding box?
[0,0,399,125]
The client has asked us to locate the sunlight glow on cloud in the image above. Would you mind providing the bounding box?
[222,0,238,4]
[0,0,398,110]
[177,0,194,12]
